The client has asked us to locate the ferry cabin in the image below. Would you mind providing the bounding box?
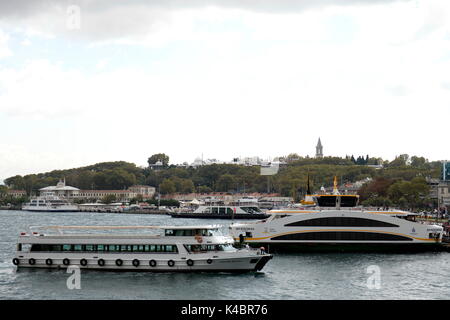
[13,225,272,272]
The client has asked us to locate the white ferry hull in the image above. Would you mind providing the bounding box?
[13,254,272,272]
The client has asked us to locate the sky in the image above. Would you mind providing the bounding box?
[0,0,449,181]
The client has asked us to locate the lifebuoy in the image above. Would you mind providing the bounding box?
[98,259,105,266]
[132,259,140,267]
[115,259,123,266]
[45,258,53,266]
[186,259,194,266]
[168,260,175,267]
[29,258,36,265]
[206,259,213,264]
[12,258,19,266]
[80,259,88,266]
[63,258,70,266]
[149,260,157,267]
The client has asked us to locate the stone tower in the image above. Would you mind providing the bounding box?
[315,138,323,158]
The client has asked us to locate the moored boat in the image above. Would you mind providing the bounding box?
[229,177,444,252]
[12,225,272,272]
[230,208,444,252]
[22,196,79,212]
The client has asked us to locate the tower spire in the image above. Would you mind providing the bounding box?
[315,138,323,158]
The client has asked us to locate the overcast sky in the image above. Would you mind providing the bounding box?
[0,0,449,181]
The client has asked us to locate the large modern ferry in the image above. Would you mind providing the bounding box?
[22,196,79,212]
[12,225,272,272]
[230,208,443,252]
[229,180,444,252]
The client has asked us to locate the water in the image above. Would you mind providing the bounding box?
[1,210,450,300]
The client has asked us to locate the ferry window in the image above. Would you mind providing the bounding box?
[166,245,178,252]
[30,244,41,251]
[284,217,398,228]
[51,245,62,251]
[174,230,185,236]
[219,208,226,214]
[212,207,219,214]
[227,208,234,214]
[73,245,83,251]
[271,231,412,241]
[109,245,120,252]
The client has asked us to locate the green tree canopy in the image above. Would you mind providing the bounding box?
[148,153,170,167]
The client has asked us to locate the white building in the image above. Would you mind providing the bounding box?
[39,179,80,198]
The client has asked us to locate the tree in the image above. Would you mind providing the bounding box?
[197,185,212,193]
[101,194,117,204]
[148,153,170,167]
[216,174,236,192]
[4,175,25,190]
[387,177,430,210]
[179,179,195,193]
[159,179,176,195]
[388,154,410,167]
[0,185,7,196]
[410,156,427,168]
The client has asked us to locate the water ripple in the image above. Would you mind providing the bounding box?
[1,210,450,299]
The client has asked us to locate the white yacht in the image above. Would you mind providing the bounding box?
[22,196,79,212]
[12,225,272,272]
[230,203,444,252]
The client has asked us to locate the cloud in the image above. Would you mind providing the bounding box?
[0,0,408,43]
[0,29,12,58]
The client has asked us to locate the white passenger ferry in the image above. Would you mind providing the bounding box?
[12,225,272,272]
[230,198,444,252]
[22,196,79,212]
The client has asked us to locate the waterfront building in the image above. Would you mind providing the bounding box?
[315,138,323,158]
[127,185,156,198]
[39,179,80,198]
[37,180,155,202]
[77,190,138,202]
[5,190,27,198]
[438,181,450,207]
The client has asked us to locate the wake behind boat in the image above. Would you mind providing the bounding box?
[12,225,272,272]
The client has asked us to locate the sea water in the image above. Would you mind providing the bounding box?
[1,210,449,300]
